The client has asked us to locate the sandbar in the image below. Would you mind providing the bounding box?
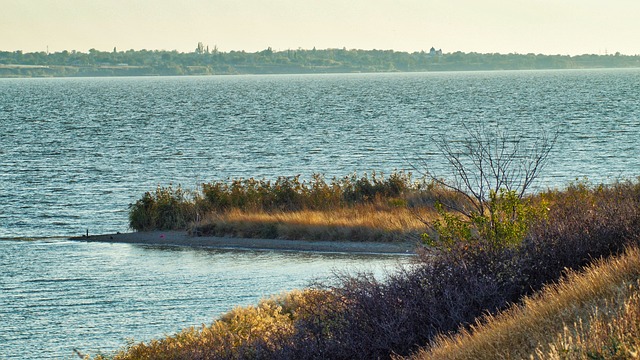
[71,231,417,255]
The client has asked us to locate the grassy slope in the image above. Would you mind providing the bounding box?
[96,289,333,360]
[409,246,640,359]
[101,180,640,359]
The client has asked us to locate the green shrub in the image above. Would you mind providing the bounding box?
[128,184,194,231]
[423,189,548,250]
[340,171,412,203]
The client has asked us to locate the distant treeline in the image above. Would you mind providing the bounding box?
[2,47,640,77]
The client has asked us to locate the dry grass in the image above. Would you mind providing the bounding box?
[98,289,336,360]
[102,181,640,360]
[192,203,437,242]
[539,290,640,359]
[408,246,640,360]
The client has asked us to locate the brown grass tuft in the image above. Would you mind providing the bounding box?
[192,203,436,242]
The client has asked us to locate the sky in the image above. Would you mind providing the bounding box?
[2,0,639,55]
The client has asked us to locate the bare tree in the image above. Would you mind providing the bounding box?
[415,123,557,218]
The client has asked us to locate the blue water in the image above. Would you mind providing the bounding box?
[1,69,639,358]
[2,70,640,238]
[0,239,402,359]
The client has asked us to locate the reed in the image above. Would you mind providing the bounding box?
[192,203,435,242]
[128,171,453,242]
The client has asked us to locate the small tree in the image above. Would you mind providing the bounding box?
[417,123,557,248]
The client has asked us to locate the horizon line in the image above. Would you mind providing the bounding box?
[2,47,638,57]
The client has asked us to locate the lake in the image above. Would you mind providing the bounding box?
[1,69,639,358]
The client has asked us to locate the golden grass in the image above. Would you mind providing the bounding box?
[407,247,640,360]
[194,203,437,242]
[537,292,640,359]
[99,289,334,360]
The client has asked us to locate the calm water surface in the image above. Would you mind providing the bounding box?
[1,69,639,358]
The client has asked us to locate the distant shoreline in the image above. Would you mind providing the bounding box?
[3,48,640,78]
[2,65,640,79]
[70,231,417,255]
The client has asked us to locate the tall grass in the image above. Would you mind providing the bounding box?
[110,179,640,360]
[128,171,452,241]
[540,288,640,359]
[193,204,434,242]
[97,289,336,360]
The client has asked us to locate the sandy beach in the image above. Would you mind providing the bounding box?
[71,231,417,255]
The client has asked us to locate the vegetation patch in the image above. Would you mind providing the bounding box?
[95,289,336,360]
[104,126,640,359]
[410,246,640,360]
[128,171,452,242]
[105,180,640,360]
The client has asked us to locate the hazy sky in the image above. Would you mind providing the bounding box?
[2,0,639,55]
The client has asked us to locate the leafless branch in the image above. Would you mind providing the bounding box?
[412,123,557,218]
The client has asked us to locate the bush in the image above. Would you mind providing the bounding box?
[424,189,549,250]
[116,181,640,360]
[263,181,640,359]
[128,185,195,231]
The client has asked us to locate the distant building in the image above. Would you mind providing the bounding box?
[429,47,443,56]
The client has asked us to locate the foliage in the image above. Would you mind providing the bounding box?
[3,48,640,78]
[128,184,195,231]
[129,171,421,232]
[112,180,640,360]
[198,172,414,213]
[423,189,549,250]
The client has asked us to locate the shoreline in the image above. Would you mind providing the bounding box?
[70,231,417,255]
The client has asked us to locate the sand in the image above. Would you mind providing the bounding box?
[71,231,417,255]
